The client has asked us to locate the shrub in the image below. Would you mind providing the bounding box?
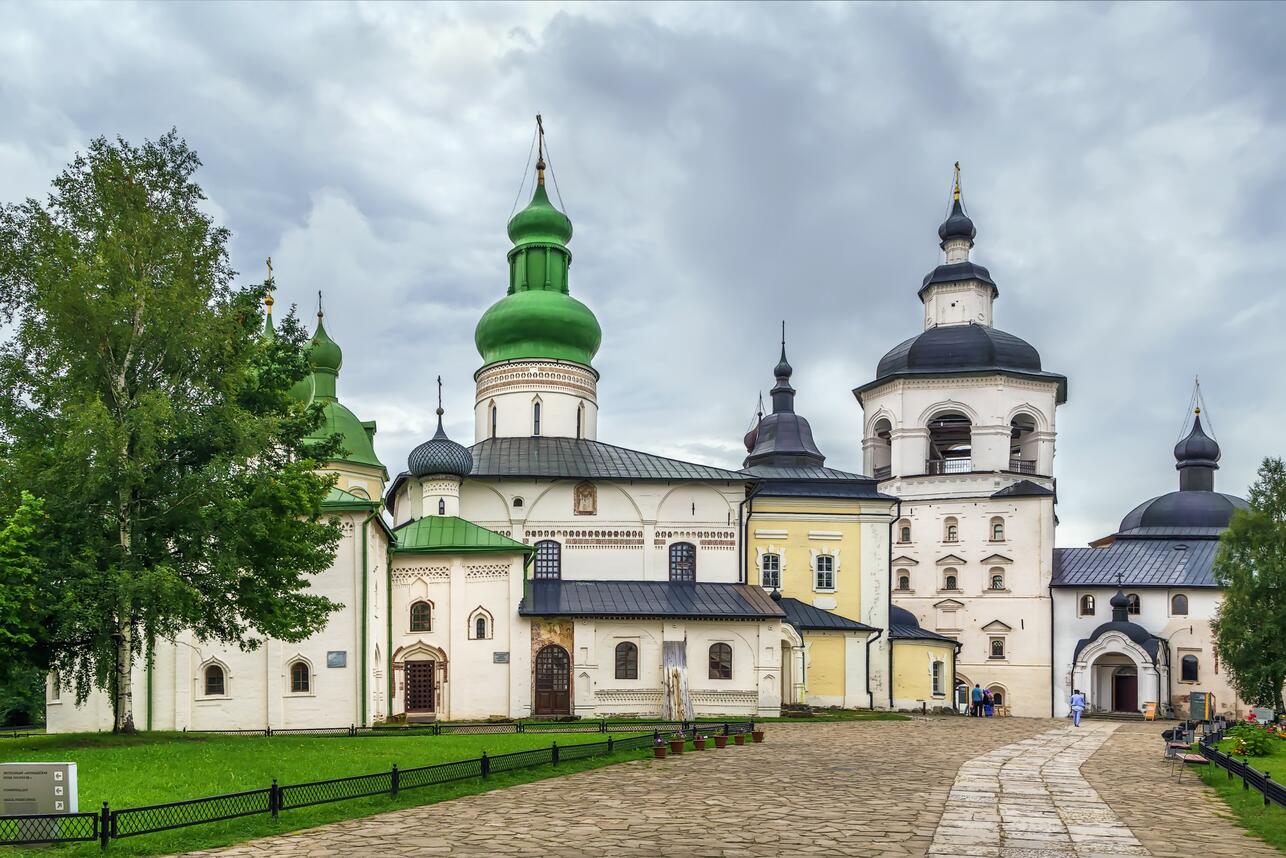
[1228,723,1276,757]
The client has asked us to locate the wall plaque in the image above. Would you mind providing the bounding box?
[493,652,510,664]
[326,651,347,668]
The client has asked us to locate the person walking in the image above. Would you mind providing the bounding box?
[1070,688,1086,727]
[970,684,983,717]
[983,688,994,717]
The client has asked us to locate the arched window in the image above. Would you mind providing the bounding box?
[576,404,584,439]
[987,686,1005,706]
[615,642,638,679]
[512,496,524,509]
[761,553,781,589]
[532,401,541,436]
[438,498,446,516]
[204,664,226,697]
[989,570,1005,591]
[1126,593,1141,615]
[990,517,1005,541]
[931,661,944,696]
[943,569,958,591]
[1181,654,1199,682]
[814,554,835,591]
[1171,594,1189,616]
[871,417,893,478]
[49,672,61,702]
[944,517,959,543]
[409,600,432,632]
[669,542,696,582]
[989,637,1005,659]
[490,404,497,439]
[708,642,733,680]
[926,410,972,474]
[897,519,911,543]
[1080,594,1095,616]
[290,661,310,693]
[534,540,561,579]
[475,615,488,640]
[897,572,911,591]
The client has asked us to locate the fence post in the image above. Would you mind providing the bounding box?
[607,736,614,754]
[600,720,606,733]
[723,721,729,736]
[433,722,441,737]
[391,764,400,798]
[552,741,559,766]
[270,779,279,819]
[349,724,355,738]
[518,721,525,734]
[654,729,660,746]
[1266,773,1272,807]
[99,801,109,850]
[481,751,490,778]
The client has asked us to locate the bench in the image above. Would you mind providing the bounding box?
[1172,752,1208,783]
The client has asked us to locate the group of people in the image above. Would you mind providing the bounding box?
[967,684,999,717]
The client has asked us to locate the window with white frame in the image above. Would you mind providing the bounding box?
[1079,594,1095,616]
[931,661,944,696]
[814,554,835,591]
[989,637,1005,660]
[289,660,311,694]
[944,516,959,543]
[943,568,958,591]
[897,520,911,543]
[761,553,781,589]
[204,664,227,697]
[989,569,1005,591]
[896,570,911,591]
[990,517,1005,541]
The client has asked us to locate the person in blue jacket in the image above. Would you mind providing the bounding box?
[1070,688,1086,727]
[970,684,983,717]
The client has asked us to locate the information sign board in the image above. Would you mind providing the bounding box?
[1,762,78,815]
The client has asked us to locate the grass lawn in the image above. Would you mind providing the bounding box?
[0,730,657,855]
[1197,733,1286,853]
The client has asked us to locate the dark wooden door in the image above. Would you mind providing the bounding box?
[405,660,435,713]
[534,645,570,715]
[1112,673,1138,713]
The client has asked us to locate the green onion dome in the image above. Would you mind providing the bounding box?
[302,311,385,474]
[475,173,601,370]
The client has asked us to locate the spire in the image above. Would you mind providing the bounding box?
[433,375,448,441]
[769,321,796,414]
[1174,386,1221,491]
[261,256,276,340]
[938,162,977,245]
[536,113,546,187]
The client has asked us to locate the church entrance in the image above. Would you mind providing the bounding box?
[405,660,436,714]
[534,645,571,715]
[1112,667,1138,713]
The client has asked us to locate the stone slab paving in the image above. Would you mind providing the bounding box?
[179,718,1280,858]
[1082,721,1281,858]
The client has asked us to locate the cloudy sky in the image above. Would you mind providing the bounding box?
[2,2,1282,546]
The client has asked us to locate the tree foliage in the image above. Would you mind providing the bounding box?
[0,492,45,676]
[1212,457,1286,713]
[0,131,343,730]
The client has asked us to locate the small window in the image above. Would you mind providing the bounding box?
[410,600,432,632]
[1127,593,1141,615]
[931,661,944,696]
[512,497,524,508]
[290,661,310,694]
[944,517,959,543]
[438,498,446,516]
[989,637,1005,660]
[490,404,497,439]
[576,404,584,439]
[989,570,1005,591]
[204,664,226,697]
[532,401,541,436]
[708,642,733,680]
[897,574,910,591]
[761,553,781,589]
[988,687,1005,706]
[615,642,638,680]
[897,520,911,543]
[475,615,488,640]
[669,542,696,582]
[1080,594,1095,616]
[814,554,835,591]
[990,517,1005,541]
[1181,654,1199,682]
[534,540,561,579]
[944,569,958,591]
[1171,594,1188,616]
[49,671,60,702]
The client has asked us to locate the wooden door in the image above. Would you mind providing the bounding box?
[1112,673,1138,713]
[534,645,570,715]
[405,660,435,713]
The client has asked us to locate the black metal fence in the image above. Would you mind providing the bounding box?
[1197,727,1286,809]
[0,722,756,849]
[189,718,732,738]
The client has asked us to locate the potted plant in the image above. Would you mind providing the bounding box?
[668,733,685,755]
[653,740,667,760]
[751,728,765,743]
[713,734,728,749]
[733,732,746,745]
[694,734,707,751]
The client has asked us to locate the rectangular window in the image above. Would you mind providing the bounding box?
[762,553,781,589]
[814,554,835,591]
[932,661,944,696]
[989,637,1005,660]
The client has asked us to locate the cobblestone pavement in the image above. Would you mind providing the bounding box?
[181,719,1280,858]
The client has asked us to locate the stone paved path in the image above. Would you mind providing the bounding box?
[181,719,1281,858]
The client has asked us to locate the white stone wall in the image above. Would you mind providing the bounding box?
[473,359,598,442]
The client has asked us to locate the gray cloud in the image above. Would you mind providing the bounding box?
[1,1,1281,546]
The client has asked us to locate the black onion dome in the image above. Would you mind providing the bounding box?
[1118,490,1247,532]
[1174,414,1220,467]
[1109,590,1130,610]
[938,197,976,242]
[876,324,1043,378]
[408,413,473,479]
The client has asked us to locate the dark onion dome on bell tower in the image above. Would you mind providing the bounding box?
[1116,404,1247,533]
[744,326,827,470]
[408,379,474,479]
[938,194,976,243]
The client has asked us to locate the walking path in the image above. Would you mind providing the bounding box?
[181,719,1279,858]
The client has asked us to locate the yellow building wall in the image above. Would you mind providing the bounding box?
[806,634,846,698]
[892,640,955,702]
[746,497,865,620]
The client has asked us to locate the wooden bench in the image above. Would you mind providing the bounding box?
[1172,752,1208,783]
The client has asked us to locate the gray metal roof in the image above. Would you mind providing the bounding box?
[741,464,869,480]
[469,437,749,482]
[775,597,877,633]
[1052,538,1221,589]
[518,580,786,621]
[991,479,1055,499]
[888,605,957,643]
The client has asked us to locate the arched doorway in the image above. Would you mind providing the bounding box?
[1112,665,1138,713]
[534,644,571,715]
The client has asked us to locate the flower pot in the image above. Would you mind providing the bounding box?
[668,739,685,755]
[713,735,728,749]
[653,745,667,759]
[733,733,746,745]
[752,730,765,743]
[694,738,706,751]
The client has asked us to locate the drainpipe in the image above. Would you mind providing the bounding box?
[386,539,394,719]
[887,499,901,710]
[146,635,154,732]
[864,629,883,710]
[1049,586,1056,718]
[360,509,378,727]
[737,484,761,585]
[952,639,963,714]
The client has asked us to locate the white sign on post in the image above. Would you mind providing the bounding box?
[1,762,79,815]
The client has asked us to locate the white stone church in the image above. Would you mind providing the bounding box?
[46,149,1259,732]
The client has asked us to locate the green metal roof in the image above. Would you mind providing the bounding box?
[321,486,380,511]
[392,515,532,555]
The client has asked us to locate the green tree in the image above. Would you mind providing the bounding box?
[1212,456,1286,713]
[0,132,342,732]
[0,492,45,680]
